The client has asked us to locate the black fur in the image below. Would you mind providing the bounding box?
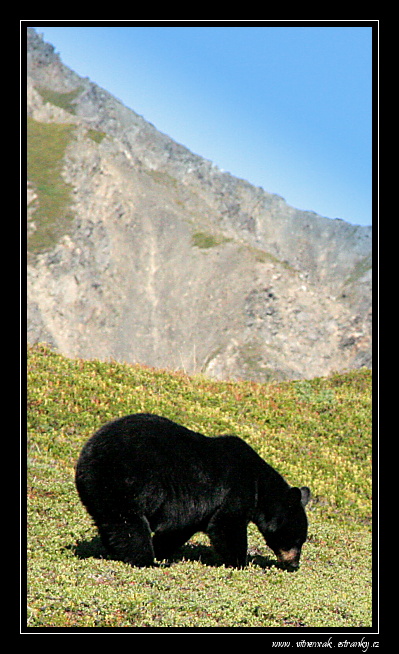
[75,413,310,569]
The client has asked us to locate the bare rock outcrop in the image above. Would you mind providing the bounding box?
[27,28,372,381]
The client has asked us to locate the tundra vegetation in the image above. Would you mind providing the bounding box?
[27,344,372,629]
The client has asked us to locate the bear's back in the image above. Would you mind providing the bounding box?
[76,413,267,491]
[77,414,218,481]
[84,413,207,457]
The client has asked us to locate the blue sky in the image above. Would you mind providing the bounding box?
[33,23,373,226]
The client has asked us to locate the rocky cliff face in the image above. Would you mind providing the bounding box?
[26,28,372,382]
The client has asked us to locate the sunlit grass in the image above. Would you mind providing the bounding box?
[26,344,372,629]
[27,117,75,254]
[36,87,83,114]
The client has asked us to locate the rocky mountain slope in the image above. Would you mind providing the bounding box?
[26,28,372,382]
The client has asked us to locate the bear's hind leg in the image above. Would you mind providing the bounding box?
[152,526,197,562]
[97,514,155,567]
[207,515,248,568]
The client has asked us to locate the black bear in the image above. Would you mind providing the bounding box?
[75,413,310,569]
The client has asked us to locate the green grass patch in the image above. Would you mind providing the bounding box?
[192,231,232,249]
[26,344,373,629]
[37,86,83,114]
[27,117,75,255]
[87,129,107,144]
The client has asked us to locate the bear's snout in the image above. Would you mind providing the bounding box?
[277,547,301,570]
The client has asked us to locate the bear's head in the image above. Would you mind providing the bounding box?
[260,486,311,570]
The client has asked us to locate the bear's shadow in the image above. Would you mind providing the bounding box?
[69,536,279,570]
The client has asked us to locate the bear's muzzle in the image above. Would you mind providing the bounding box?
[277,547,301,570]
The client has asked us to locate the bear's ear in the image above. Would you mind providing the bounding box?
[287,486,311,507]
[287,487,302,506]
[300,486,311,507]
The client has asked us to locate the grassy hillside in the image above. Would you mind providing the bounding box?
[26,344,373,630]
[27,117,76,255]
